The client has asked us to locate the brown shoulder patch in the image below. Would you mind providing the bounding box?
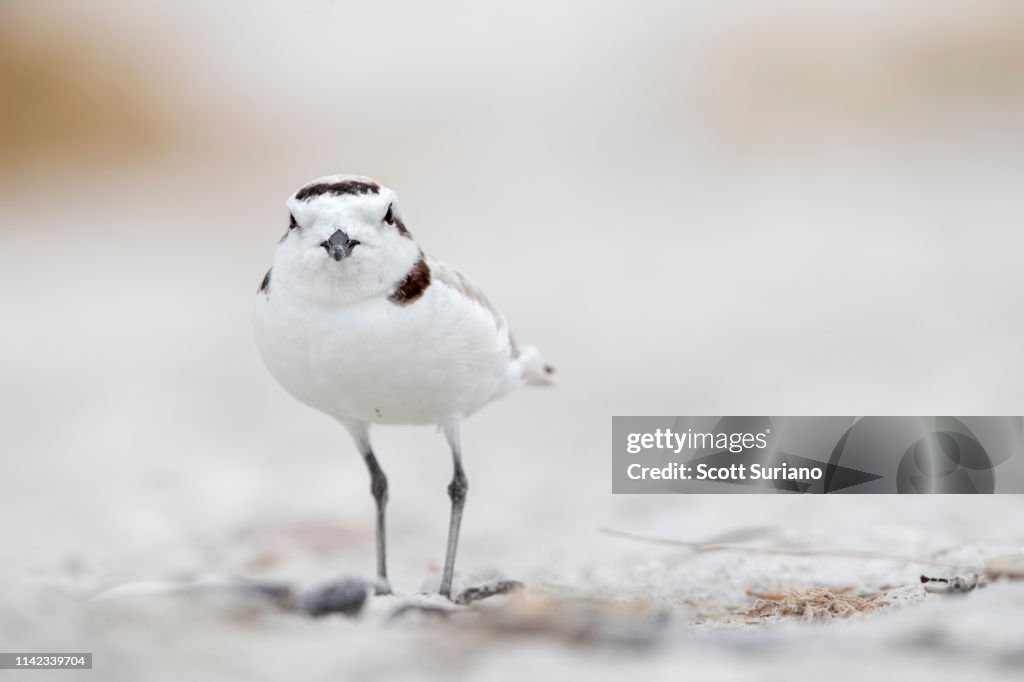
[389,256,431,305]
[393,216,411,238]
[258,268,272,295]
[294,180,380,201]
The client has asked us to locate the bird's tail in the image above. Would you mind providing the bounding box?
[517,344,555,387]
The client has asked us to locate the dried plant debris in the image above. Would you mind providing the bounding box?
[920,574,986,594]
[454,580,524,605]
[920,553,1024,593]
[745,586,888,622]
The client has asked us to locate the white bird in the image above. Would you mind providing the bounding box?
[253,175,552,599]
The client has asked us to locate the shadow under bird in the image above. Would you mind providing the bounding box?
[253,175,553,599]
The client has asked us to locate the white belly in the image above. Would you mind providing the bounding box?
[253,282,518,425]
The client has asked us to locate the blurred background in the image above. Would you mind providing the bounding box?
[2,0,1023,679]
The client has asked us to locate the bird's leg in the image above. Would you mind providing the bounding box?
[362,448,391,594]
[347,423,391,595]
[440,419,467,599]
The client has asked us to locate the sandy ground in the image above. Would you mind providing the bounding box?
[2,159,1023,680]
[3,1,1024,679]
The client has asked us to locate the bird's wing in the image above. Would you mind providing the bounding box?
[428,257,554,385]
[428,258,518,355]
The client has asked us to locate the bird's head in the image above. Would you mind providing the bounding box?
[272,175,422,304]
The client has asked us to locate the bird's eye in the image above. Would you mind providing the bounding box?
[383,204,394,225]
[289,213,299,229]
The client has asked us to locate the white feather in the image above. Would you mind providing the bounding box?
[253,176,550,427]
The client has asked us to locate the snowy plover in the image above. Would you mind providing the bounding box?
[253,175,552,598]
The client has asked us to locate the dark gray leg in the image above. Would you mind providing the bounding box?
[440,420,467,599]
[346,423,391,595]
[362,448,391,594]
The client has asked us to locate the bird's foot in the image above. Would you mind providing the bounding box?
[388,580,523,619]
[373,577,393,596]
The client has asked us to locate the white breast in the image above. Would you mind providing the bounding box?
[253,275,521,425]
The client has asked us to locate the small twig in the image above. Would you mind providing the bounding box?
[455,580,524,605]
[920,574,985,594]
[600,527,983,572]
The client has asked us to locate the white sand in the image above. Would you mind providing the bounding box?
[3,2,1024,678]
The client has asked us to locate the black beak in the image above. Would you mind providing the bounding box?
[321,229,360,262]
